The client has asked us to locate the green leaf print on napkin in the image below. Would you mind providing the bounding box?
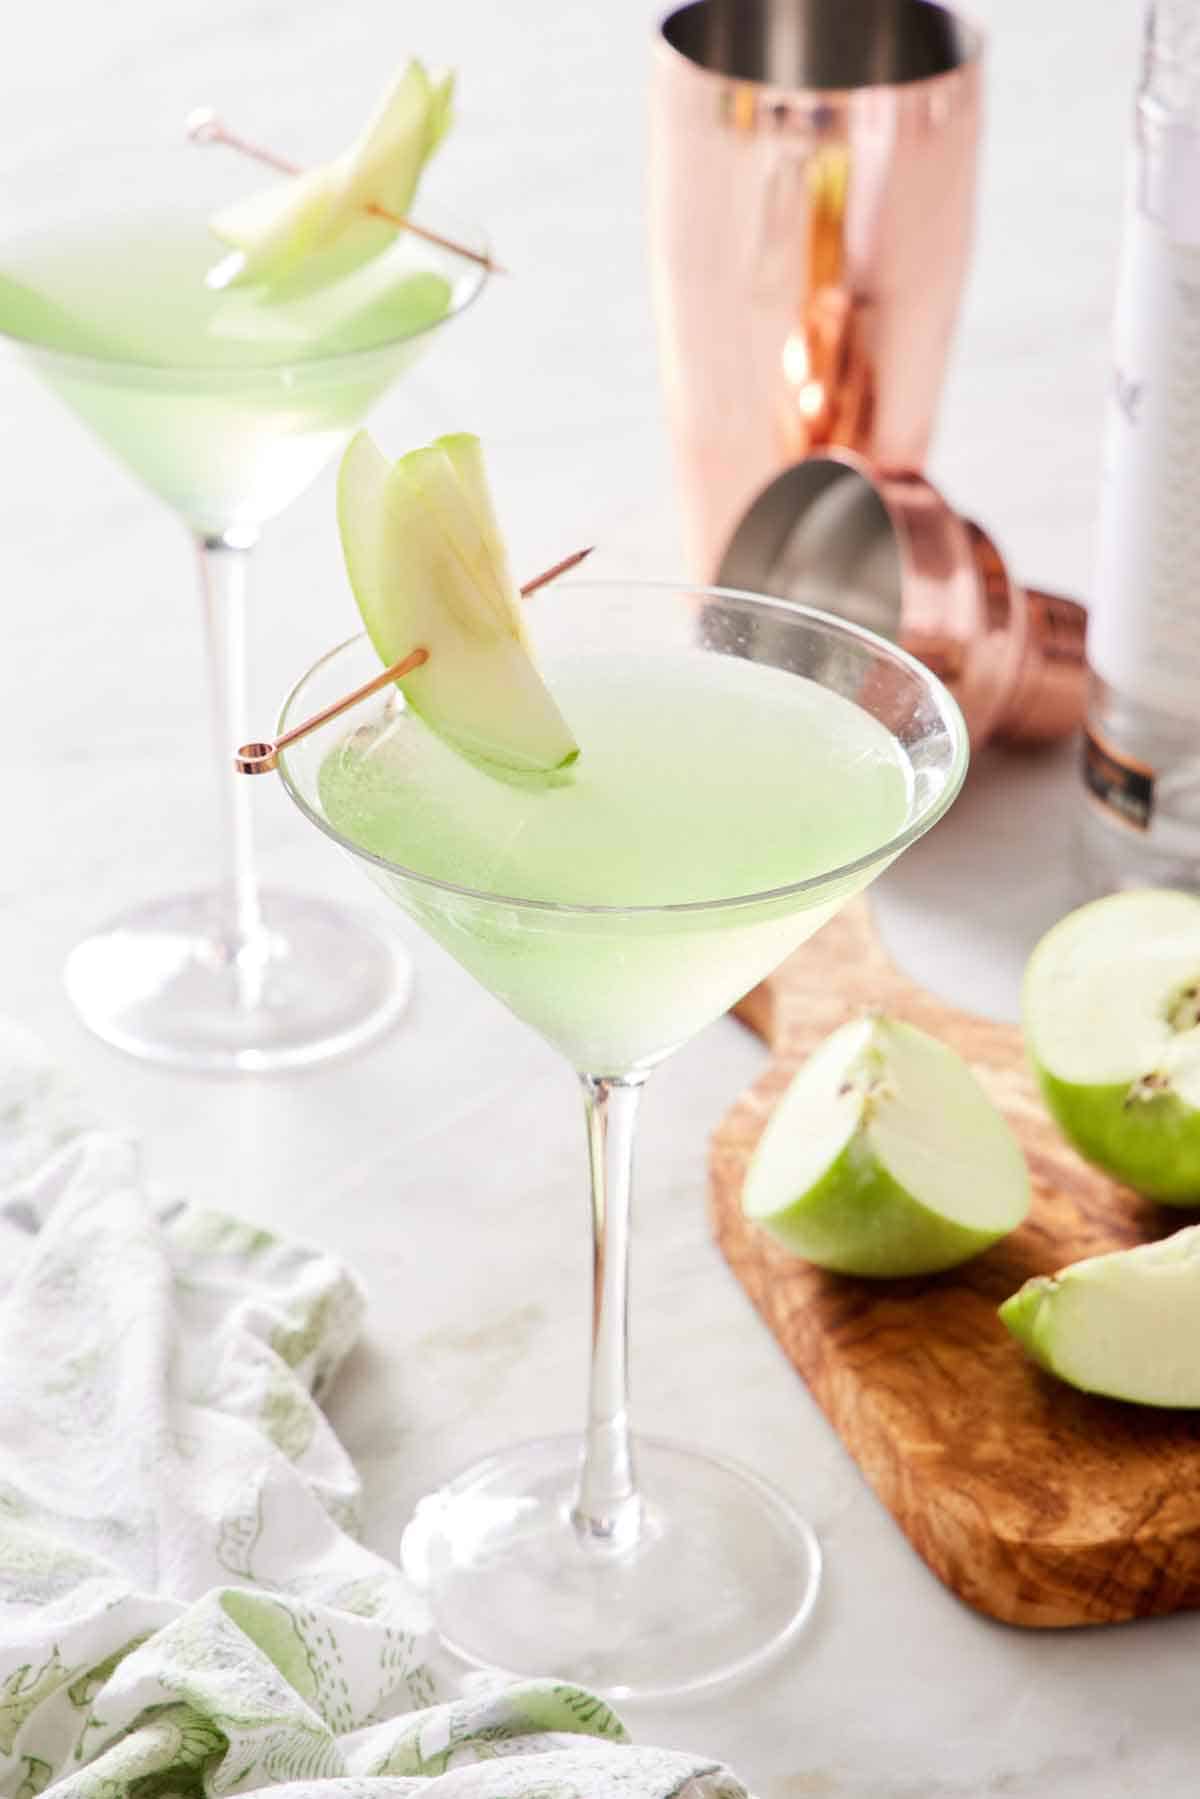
[0,1029,748,1799]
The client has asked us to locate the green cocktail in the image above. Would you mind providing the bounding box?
[318,643,910,1071]
[0,209,457,536]
[0,131,486,1071]
[277,579,968,1698]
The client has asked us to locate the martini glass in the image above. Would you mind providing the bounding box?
[0,137,487,1071]
[275,580,968,1698]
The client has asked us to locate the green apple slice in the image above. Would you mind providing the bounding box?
[337,429,579,773]
[209,59,453,288]
[1023,889,1200,1202]
[742,1015,1030,1277]
[1000,1225,1200,1405]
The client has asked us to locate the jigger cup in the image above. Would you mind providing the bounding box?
[717,453,1089,750]
[650,0,984,577]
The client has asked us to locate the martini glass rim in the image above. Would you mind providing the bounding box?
[0,203,490,384]
[276,577,970,919]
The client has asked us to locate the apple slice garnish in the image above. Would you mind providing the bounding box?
[337,429,580,774]
[208,60,454,288]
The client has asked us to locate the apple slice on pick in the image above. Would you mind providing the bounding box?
[209,59,454,287]
[742,1015,1030,1277]
[1024,889,1200,1202]
[1000,1225,1200,1406]
[337,429,579,774]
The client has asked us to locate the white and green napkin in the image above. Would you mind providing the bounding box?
[0,1023,747,1799]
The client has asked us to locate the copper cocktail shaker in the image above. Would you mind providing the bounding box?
[649,0,983,578]
[650,0,1087,748]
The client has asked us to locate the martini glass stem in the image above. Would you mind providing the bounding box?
[572,1071,647,1552]
[196,529,265,982]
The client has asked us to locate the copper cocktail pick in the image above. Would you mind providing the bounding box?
[186,109,504,277]
[235,545,595,776]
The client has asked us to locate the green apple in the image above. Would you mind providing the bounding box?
[209,59,454,287]
[742,1015,1030,1277]
[337,429,579,773]
[1023,888,1200,1202]
[1000,1224,1200,1405]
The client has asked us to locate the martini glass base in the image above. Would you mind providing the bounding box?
[400,1433,821,1701]
[63,889,411,1073]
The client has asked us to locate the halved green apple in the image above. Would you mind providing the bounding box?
[1023,889,1200,1202]
[742,1015,1030,1277]
[209,59,453,288]
[337,429,579,773]
[1000,1225,1200,1405]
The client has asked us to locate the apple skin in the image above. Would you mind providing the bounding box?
[997,1277,1059,1377]
[1032,1067,1200,1205]
[754,1141,1015,1278]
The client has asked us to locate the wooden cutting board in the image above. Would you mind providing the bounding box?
[709,898,1200,1628]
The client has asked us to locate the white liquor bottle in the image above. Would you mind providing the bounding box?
[1081,1,1200,892]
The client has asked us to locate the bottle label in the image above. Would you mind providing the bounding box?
[1087,195,1200,720]
[1082,728,1155,832]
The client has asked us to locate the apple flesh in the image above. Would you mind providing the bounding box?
[1000,1225,1200,1405]
[209,60,454,288]
[1023,889,1200,1202]
[337,429,579,774]
[742,1015,1030,1277]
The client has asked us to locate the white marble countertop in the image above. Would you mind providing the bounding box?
[4,0,1192,1793]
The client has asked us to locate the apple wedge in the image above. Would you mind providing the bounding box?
[209,60,454,287]
[337,429,579,773]
[1023,889,1200,1202]
[742,1015,1030,1277]
[1000,1225,1200,1406]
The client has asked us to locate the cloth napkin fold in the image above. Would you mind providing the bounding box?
[0,1023,747,1799]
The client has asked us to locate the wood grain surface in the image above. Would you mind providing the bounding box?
[709,898,1200,1628]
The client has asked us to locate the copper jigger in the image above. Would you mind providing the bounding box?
[650,0,984,578]
[717,454,1088,748]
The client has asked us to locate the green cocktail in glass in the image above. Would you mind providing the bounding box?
[275,579,968,1699]
[0,140,487,1071]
